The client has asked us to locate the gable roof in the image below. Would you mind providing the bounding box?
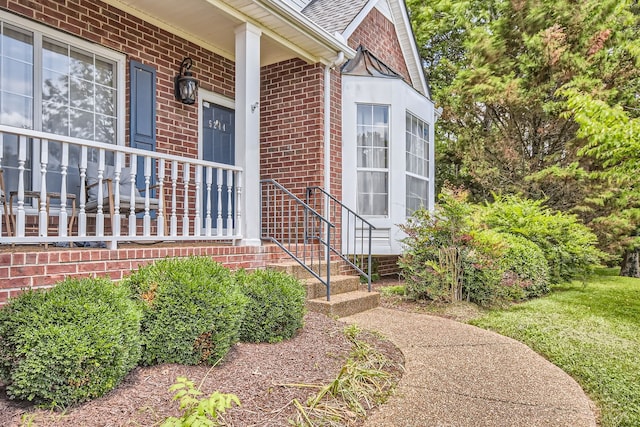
[302,0,370,34]
[302,0,430,98]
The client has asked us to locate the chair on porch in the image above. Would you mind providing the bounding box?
[83,162,166,232]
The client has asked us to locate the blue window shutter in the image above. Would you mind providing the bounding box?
[129,60,156,190]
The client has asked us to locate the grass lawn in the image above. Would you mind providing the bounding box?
[470,269,640,427]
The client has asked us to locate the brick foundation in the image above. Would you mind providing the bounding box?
[0,243,291,304]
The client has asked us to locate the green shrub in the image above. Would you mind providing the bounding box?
[123,257,247,366]
[399,188,474,303]
[472,229,550,301]
[482,194,603,283]
[0,277,141,407]
[236,269,306,343]
[499,232,550,298]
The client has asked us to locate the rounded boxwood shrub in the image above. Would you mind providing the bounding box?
[0,277,141,408]
[122,257,247,366]
[236,269,306,343]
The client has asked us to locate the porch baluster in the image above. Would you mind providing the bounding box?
[96,149,106,237]
[226,169,233,237]
[78,147,87,237]
[205,166,212,236]
[157,159,165,236]
[182,163,190,236]
[194,165,201,237]
[113,152,122,241]
[216,168,223,236]
[170,161,178,236]
[235,171,242,237]
[58,142,69,237]
[15,136,27,237]
[143,155,151,236]
[128,155,137,236]
[39,139,48,237]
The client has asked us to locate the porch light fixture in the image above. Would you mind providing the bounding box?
[174,57,198,105]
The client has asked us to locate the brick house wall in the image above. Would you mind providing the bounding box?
[347,7,411,84]
[260,58,325,199]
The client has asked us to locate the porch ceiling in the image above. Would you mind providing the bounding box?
[103,0,353,65]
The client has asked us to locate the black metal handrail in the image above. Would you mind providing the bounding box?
[260,179,334,301]
[306,186,376,292]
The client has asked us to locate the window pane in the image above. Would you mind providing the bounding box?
[2,26,33,62]
[2,58,33,96]
[95,58,114,87]
[70,77,94,111]
[42,68,68,103]
[43,39,68,73]
[406,175,428,216]
[70,48,94,81]
[95,85,115,116]
[357,171,388,216]
[357,104,372,126]
[373,105,387,125]
[95,114,116,144]
[70,108,93,139]
[1,92,32,128]
[42,103,68,135]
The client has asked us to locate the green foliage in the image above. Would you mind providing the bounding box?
[482,194,603,283]
[162,377,240,427]
[399,188,602,306]
[0,277,141,407]
[398,188,473,303]
[472,272,640,426]
[235,269,306,343]
[379,285,406,297]
[122,257,247,366]
[408,0,640,206]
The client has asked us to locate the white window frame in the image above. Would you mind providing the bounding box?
[356,103,390,218]
[0,10,126,144]
[0,11,125,203]
[405,111,430,216]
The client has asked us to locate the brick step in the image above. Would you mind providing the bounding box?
[303,274,360,299]
[306,290,381,318]
[266,260,341,280]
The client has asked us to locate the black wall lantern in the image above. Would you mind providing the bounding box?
[174,57,198,105]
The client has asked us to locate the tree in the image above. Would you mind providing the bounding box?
[407,0,640,269]
[559,87,640,276]
[408,0,640,204]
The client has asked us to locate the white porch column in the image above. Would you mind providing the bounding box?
[235,22,262,246]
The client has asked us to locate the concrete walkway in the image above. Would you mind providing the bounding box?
[341,308,597,427]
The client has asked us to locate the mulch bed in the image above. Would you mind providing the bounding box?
[0,312,403,427]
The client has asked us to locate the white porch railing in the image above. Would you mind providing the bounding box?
[0,125,243,249]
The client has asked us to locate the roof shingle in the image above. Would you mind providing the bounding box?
[302,0,370,34]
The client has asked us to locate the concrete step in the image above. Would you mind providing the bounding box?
[303,274,360,299]
[266,260,341,280]
[306,290,380,318]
